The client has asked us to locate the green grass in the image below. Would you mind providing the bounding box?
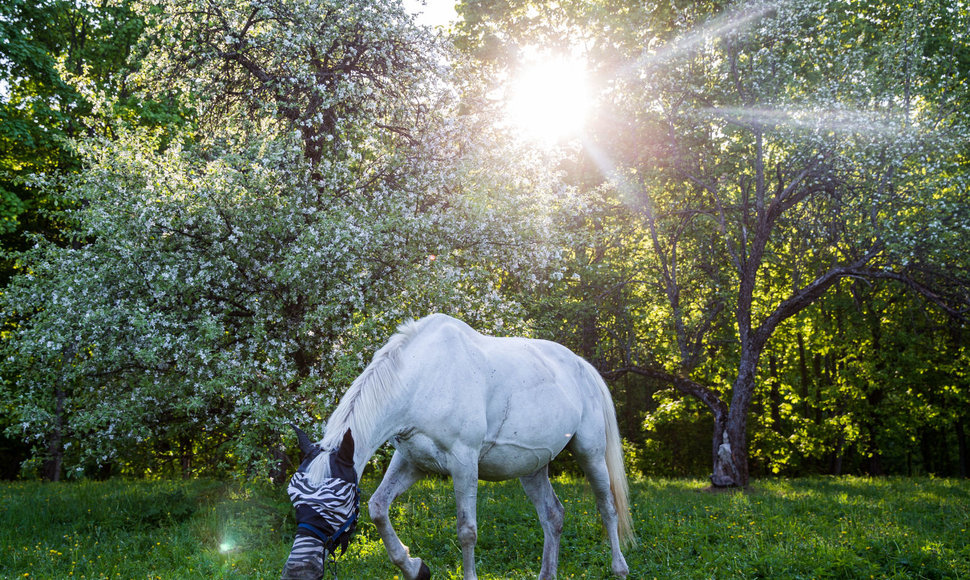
[1,476,967,579]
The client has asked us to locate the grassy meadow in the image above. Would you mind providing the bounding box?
[1,475,967,579]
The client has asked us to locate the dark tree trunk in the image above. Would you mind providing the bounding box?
[711,413,750,487]
[710,414,732,486]
[768,354,782,429]
[623,377,637,442]
[830,432,845,475]
[956,418,967,479]
[41,344,77,482]
[796,333,811,418]
[812,353,825,424]
[41,386,66,482]
[180,437,193,480]
[269,446,291,486]
[919,426,943,476]
[867,426,885,476]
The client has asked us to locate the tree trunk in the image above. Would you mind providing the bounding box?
[623,377,637,442]
[41,386,66,482]
[41,344,77,482]
[813,353,825,424]
[830,432,845,475]
[768,354,782,429]
[867,425,885,476]
[269,446,291,486]
[179,437,193,480]
[796,332,811,418]
[956,418,967,479]
[710,354,759,487]
[711,413,750,487]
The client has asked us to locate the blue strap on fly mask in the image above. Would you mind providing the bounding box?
[296,506,359,551]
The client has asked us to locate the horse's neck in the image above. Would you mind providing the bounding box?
[338,317,430,478]
[347,405,405,479]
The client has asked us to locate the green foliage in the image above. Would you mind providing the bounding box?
[0,0,186,260]
[639,392,714,477]
[745,282,970,478]
[454,0,970,483]
[1,476,968,578]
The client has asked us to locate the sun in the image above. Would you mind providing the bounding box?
[505,52,592,144]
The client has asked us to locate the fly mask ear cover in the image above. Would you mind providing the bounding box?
[288,429,360,555]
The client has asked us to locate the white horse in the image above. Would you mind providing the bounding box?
[281,313,634,580]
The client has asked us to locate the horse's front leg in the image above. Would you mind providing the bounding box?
[369,452,430,580]
[450,453,480,580]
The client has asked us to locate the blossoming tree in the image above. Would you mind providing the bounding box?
[1,0,566,479]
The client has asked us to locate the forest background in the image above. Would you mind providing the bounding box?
[0,0,968,486]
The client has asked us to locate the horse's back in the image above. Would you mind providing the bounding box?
[394,314,603,480]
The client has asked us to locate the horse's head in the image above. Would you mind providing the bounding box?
[281,426,359,580]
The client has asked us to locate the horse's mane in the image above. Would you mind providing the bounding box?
[307,317,428,482]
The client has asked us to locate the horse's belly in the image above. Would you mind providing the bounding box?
[477,439,570,480]
[475,382,581,479]
[393,433,571,480]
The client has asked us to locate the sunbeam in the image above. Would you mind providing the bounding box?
[582,138,643,208]
[699,106,909,138]
[634,1,779,71]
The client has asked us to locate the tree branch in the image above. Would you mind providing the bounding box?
[867,269,970,321]
[753,247,882,351]
[602,365,728,419]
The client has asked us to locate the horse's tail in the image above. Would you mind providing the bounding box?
[585,363,636,547]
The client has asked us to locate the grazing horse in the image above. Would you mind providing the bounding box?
[281,313,634,580]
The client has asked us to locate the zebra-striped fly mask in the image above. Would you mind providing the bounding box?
[282,427,359,580]
[288,470,360,553]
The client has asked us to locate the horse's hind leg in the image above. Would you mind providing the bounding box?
[369,451,431,580]
[450,451,481,580]
[573,445,629,577]
[520,465,564,580]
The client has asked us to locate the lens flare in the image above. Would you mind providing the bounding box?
[506,52,592,144]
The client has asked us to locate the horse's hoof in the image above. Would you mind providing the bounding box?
[417,561,431,580]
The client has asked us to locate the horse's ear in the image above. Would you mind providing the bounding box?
[337,428,355,463]
[289,423,316,457]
